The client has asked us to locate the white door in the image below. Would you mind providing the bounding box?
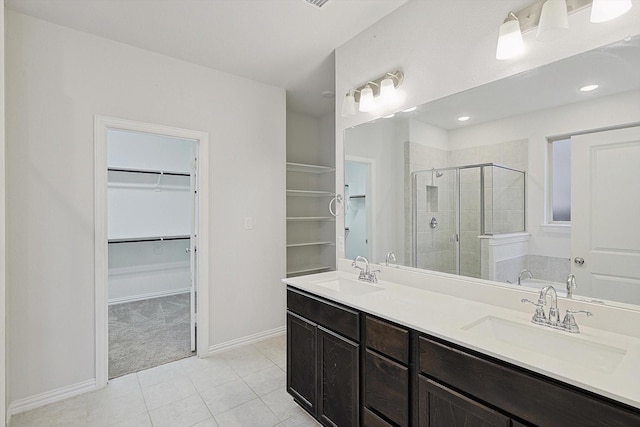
[571,126,640,304]
[189,149,198,352]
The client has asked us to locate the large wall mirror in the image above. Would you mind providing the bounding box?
[343,36,640,309]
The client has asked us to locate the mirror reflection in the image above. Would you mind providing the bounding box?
[343,36,640,308]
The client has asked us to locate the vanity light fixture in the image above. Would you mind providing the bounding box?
[590,0,632,23]
[537,0,569,41]
[580,84,599,92]
[495,0,631,61]
[340,70,404,116]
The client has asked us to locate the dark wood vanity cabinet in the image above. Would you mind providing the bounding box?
[287,286,640,427]
[363,316,410,427]
[287,287,360,427]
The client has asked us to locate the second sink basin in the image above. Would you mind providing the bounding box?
[308,277,383,296]
[462,316,627,374]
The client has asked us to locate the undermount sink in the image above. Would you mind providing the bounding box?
[308,277,383,296]
[462,316,627,374]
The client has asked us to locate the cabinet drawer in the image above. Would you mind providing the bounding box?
[363,407,395,427]
[365,349,409,427]
[365,315,409,364]
[419,336,640,427]
[287,287,359,341]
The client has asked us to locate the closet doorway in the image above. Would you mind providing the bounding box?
[95,117,210,386]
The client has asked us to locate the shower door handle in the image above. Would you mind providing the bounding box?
[574,257,585,265]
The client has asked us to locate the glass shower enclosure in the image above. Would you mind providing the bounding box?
[411,163,525,278]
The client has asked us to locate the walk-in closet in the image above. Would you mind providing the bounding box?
[107,128,197,378]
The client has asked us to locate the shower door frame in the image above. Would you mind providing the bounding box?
[412,163,524,274]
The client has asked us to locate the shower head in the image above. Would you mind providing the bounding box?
[434,169,443,178]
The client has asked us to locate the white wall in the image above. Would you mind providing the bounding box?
[1,1,7,423]
[448,90,640,259]
[5,10,286,406]
[334,0,640,258]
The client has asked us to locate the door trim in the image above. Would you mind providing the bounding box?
[94,115,210,388]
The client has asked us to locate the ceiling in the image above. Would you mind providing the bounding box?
[5,0,409,117]
[410,35,640,130]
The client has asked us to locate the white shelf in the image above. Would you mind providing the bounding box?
[287,216,335,222]
[286,162,335,174]
[286,241,335,248]
[286,265,333,276]
[286,190,335,197]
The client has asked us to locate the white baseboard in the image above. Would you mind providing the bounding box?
[108,287,190,305]
[207,326,286,355]
[9,379,96,416]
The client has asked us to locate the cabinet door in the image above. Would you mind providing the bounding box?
[318,326,359,427]
[287,311,317,414]
[418,376,509,427]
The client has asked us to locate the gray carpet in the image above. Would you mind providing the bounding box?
[109,293,194,379]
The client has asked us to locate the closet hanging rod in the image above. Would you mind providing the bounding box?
[107,167,190,177]
[108,235,191,244]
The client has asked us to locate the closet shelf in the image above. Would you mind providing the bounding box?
[286,190,335,197]
[286,162,335,174]
[286,216,335,222]
[286,241,335,248]
[108,235,190,244]
[108,167,190,177]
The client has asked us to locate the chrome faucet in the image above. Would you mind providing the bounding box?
[385,252,396,267]
[352,256,379,283]
[540,285,560,324]
[521,284,593,333]
[566,274,577,298]
[517,269,533,285]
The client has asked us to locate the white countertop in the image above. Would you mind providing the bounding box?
[282,270,640,410]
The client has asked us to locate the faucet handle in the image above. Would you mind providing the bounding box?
[521,298,546,324]
[562,310,593,333]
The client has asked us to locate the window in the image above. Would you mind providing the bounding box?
[549,138,571,222]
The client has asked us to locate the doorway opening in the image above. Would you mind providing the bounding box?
[95,117,210,387]
[344,158,372,260]
[107,129,196,378]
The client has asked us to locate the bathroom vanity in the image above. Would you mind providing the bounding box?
[283,265,640,427]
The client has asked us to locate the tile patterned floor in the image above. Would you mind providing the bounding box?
[10,335,321,427]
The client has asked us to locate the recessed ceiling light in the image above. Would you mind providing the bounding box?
[402,106,417,113]
[458,116,470,122]
[580,84,599,92]
[383,114,395,119]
